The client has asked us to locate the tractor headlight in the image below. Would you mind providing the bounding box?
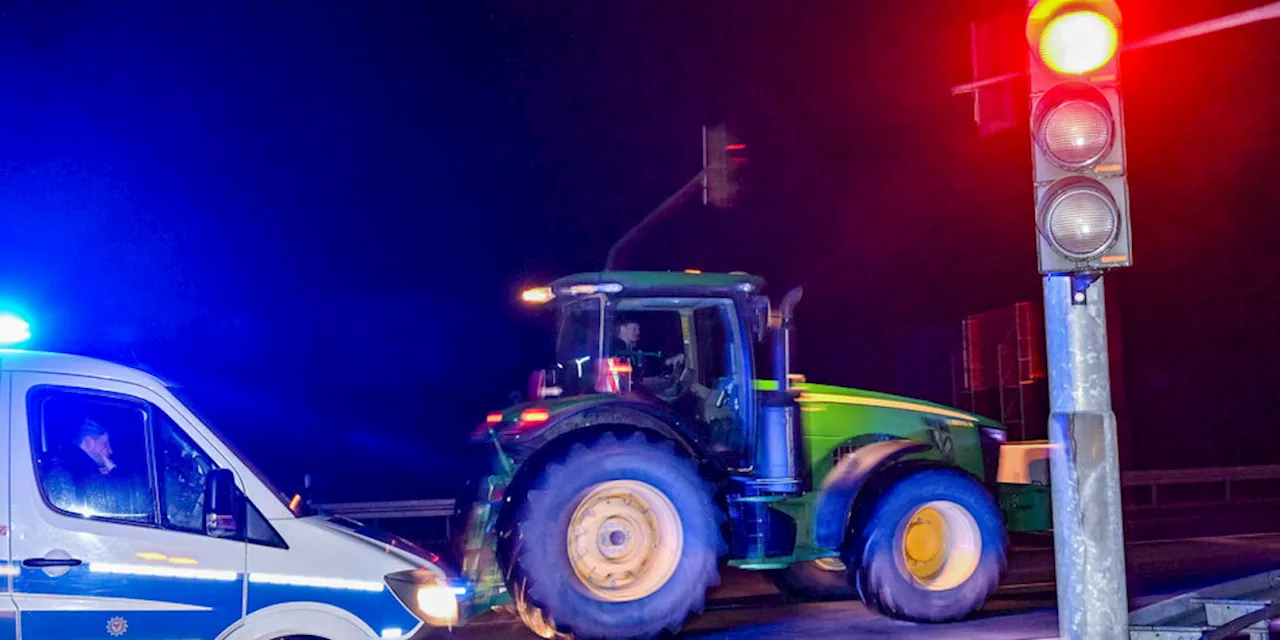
[386,568,464,627]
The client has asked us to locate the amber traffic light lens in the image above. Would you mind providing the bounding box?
[1040,11,1118,75]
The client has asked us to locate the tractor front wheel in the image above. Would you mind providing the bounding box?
[504,431,721,639]
[846,468,1007,623]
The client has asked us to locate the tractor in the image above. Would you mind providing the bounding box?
[456,270,1049,639]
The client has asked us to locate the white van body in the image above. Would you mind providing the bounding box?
[0,350,457,639]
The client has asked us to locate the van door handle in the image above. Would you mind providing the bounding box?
[23,557,82,568]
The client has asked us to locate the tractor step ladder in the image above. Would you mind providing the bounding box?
[1130,570,1280,639]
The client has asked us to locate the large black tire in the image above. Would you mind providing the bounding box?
[505,431,721,639]
[845,468,1007,623]
[768,558,855,602]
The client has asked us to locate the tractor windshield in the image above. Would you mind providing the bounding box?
[551,295,606,396]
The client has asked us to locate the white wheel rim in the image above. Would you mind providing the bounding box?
[897,500,982,591]
[566,479,683,602]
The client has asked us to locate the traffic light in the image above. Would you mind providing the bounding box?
[703,123,746,209]
[1026,0,1130,274]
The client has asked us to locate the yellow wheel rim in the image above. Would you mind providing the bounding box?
[566,479,683,602]
[898,500,982,591]
[903,506,947,580]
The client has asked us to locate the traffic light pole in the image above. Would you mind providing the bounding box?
[1043,273,1129,639]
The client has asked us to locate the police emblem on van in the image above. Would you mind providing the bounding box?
[106,616,128,636]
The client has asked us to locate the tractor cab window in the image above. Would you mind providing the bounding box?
[612,298,748,462]
[553,296,605,396]
[609,304,687,406]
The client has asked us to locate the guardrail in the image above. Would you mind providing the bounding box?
[311,464,1280,539]
[1122,464,1280,510]
[317,499,459,540]
[1000,443,1280,510]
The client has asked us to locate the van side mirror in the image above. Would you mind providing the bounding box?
[203,468,241,539]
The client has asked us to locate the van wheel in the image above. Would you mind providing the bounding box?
[504,431,720,639]
[845,468,1006,623]
[768,558,854,601]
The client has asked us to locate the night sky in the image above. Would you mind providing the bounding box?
[1,1,1277,503]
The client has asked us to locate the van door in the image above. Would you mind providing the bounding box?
[0,372,18,639]
[9,372,248,639]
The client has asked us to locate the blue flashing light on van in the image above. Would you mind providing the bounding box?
[0,314,31,346]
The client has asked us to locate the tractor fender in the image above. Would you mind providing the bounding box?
[812,438,931,551]
[514,399,714,465]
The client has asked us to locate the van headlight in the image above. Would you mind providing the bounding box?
[416,584,459,623]
[385,569,462,627]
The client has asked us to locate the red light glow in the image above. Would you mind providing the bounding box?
[520,408,550,424]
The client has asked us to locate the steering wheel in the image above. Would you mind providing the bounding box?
[649,356,692,401]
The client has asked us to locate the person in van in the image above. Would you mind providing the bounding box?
[40,417,151,521]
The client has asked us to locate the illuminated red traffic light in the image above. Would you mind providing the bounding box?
[1039,10,1118,74]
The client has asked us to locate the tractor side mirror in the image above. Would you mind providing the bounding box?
[748,295,771,341]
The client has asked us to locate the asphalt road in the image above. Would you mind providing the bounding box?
[444,531,1280,639]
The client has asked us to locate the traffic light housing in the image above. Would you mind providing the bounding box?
[1026,0,1130,274]
[703,124,746,209]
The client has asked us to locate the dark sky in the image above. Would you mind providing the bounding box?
[1,1,1276,502]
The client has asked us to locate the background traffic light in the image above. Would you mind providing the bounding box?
[1026,0,1131,274]
[703,123,746,209]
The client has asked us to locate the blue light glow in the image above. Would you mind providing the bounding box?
[0,313,31,346]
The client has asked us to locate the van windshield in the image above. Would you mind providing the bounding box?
[166,385,313,517]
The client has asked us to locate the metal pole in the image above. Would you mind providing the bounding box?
[603,172,704,271]
[1043,274,1129,639]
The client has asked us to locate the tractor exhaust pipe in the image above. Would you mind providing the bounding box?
[774,287,803,391]
[755,287,804,496]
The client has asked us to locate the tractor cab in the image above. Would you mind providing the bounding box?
[519,271,778,469]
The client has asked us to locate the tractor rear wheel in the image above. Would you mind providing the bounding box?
[504,431,720,639]
[845,468,1007,623]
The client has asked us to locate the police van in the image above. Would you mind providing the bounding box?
[0,349,460,639]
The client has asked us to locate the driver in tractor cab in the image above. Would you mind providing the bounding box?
[612,314,740,452]
[612,314,684,378]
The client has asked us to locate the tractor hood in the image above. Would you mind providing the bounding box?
[759,379,1004,430]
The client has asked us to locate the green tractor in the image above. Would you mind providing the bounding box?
[458,270,1048,639]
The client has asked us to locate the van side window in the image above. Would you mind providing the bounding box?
[154,410,216,533]
[246,501,288,548]
[30,390,159,525]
